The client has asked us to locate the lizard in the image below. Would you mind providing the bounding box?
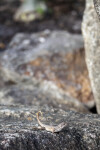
[36,111,67,133]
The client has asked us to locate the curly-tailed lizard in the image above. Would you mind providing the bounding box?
[36,111,67,133]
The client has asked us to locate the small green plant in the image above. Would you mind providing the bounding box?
[14,0,47,22]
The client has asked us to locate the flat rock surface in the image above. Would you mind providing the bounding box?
[0,105,100,150]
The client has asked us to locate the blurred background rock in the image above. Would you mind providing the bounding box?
[0,0,85,48]
[0,0,95,111]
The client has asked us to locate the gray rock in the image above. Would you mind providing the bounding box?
[1,30,83,71]
[0,105,100,150]
[94,0,100,20]
[0,68,23,85]
[0,76,89,113]
[0,30,93,108]
[82,0,100,113]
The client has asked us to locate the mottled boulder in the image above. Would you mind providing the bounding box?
[0,105,100,150]
[82,0,100,113]
[0,76,89,113]
[1,30,83,70]
[94,0,100,20]
[0,31,94,106]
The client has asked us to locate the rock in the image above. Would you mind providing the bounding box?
[0,76,89,113]
[0,105,100,150]
[0,67,23,85]
[0,30,94,107]
[94,0,100,20]
[1,30,84,70]
[82,0,100,113]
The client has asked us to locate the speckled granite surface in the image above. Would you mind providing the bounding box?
[0,105,100,150]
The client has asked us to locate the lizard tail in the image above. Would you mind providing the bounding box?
[36,111,43,127]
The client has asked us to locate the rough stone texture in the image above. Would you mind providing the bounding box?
[0,75,89,113]
[0,105,100,150]
[0,30,94,107]
[82,0,100,113]
[1,49,93,105]
[94,0,100,20]
[1,30,84,70]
